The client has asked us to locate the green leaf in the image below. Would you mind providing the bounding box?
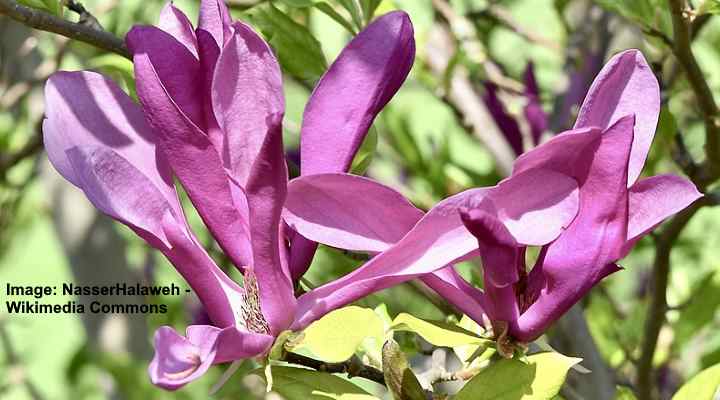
[360,0,382,23]
[673,271,720,350]
[391,313,491,348]
[350,126,378,174]
[672,363,720,400]
[454,352,581,400]
[255,366,372,400]
[244,3,328,82]
[315,393,381,400]
[294,306,384,363]
[616,386,638,399]
[336,0,364,29]
[315,2,358,34]
[276,0,319,6]
[17,0,60,14]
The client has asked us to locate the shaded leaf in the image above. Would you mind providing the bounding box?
[255,366,372,400]
[392,313,491,348]
[454,352,580,400]
[672,363,720,400]
[382,339,426,400]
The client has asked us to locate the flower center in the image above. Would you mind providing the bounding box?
[241,269,270,335]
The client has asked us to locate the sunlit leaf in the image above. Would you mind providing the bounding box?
[454,352,581,400]
[391,313,491,348]
[672,363,720,400]
[294,306,384,363]
[255,366,372,400]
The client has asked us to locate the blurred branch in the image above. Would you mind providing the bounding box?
[667,0,720,178]
[468,4,560,52]
[0,0,130,59]
[283,352,386,386]
[636,198,707,399]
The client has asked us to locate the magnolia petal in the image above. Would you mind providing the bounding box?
[621,174,702,254]
[43,71,180,217]
[460,209,521,324]
[523,62,548,145]
[300,11,415,175]
[515,116,636,342]
[132,35,254,270]
[148,325,273,391]
[162,216,245,328]
[158,2,198,57]
[245,121,296,335]
[283,173,424,253]
[212,22,285,185]
[197,0,232,49]
[149,325,220,391]
[483,82,523,156]
[513,126,602,177]
[574,49,660,186]
[64,146,175,248]
[292,168,579,329]
[420,266,488,325]
[126,26,205,129]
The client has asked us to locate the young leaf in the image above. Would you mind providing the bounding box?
[382,339,426,400]
[294,306,384,363]
[391,313,491,348]
[255,366,373,400]
[244,3,328,82]
[672,363,720,400]
[454,352,581,400]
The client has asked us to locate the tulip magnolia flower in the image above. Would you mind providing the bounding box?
[283,50,701,342]
[43,0,416,390]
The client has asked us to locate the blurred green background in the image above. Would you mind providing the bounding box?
[1,0,720,398]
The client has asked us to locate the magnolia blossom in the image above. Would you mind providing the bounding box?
[43,0,417,390]
[284,50,701,342]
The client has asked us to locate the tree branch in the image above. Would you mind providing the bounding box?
[668,0,720,177]
[0,0,129,59]
[283,352,386,386]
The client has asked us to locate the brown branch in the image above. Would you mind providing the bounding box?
[0,0,129,59]
[636,198,706,400]
[283,352,386,386]
[667,0,720,178]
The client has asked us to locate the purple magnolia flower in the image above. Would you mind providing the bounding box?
[283,50,701,343]
[43,0,415,390]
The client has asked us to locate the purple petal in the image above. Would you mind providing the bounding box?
[131,30,254,270]
[515,115,636,341]
[149,325,219,390]
[574,49,660,186]
[245,118,296,335]
[300,11,415,175]
[513,126,602,177]
[283,173,424,253]
[212,22,285,186]
[621,174,702,254]
[420,266,488,325]
[292,168,579,329]
[523,63,548,145]
[126,26,205,129]
[460,209,521,325]
[149,325,273,390]
[197,0,232,49]
[483,82,523,156]
[158,2,198,57]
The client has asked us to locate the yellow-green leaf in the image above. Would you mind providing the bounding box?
[454,352,581,400]
[295,306,384,363]
[672,363,720,400]
[254,366,372,400]
[391,313,490,348]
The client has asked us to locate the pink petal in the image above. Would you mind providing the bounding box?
[300,11,415,175]
[621,174,702,254]
[197,0,232,49]
[574,49,660,186]
[149,325,219,390]
[245,118,297,335]
[131,30,254,270]
[158,2,198,57]
[283,173,424,253]
[516,116,636,341]
[420,266,488,325]
[292,168,579,329]
[212,22,285,186]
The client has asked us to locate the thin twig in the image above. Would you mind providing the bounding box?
[0,0,130,59]
[283,352,386,386]
[667,0,720,177]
